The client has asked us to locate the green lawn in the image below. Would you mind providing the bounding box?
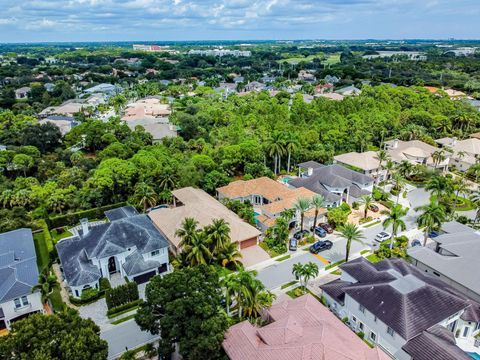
[454,197,475,211]
[286,287,323,302]
[50,288,65,313]
[363,220,381,228]
[366,253,381,263]
[324,259,345,270]
[111,314,136,325]
[275,254,291,262]
[33,232,49,272]
[280,280,298,289]
[51,229,73,243]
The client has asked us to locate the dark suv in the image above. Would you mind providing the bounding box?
[309,240,333,254]
[289,238,298,251]
[293,230,309,240]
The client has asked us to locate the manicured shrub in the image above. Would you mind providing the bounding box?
[106,299,143,317]
[48,202,127,228]
[105,282,139,310]
[99,278,111,291]
[340,202,351,212]
[352,202,359,210]
[80,288,99,302]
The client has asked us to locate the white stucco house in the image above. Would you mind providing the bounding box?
[290,162,374,207]
[0,228,44,330]
[56,206,170,298]
[321,257,480,360]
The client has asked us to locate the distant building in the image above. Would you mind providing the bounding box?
[335,85,362,96]
[14,87,31,100]
[84,83,120,96]
[39,116,77,136]
[188,49,251,57]
[385,139,449,171]
[435,137,480,171]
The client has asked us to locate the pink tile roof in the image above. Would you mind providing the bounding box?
[223,294,390,360]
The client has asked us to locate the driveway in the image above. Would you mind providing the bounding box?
[101,319,159,359]
[240,245,270,267]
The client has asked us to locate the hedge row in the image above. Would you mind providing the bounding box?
[48,202,127,229]
[69,290,105,306]
[107,299,143,317]
[105,282,139,310]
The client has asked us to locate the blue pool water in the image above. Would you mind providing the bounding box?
[468,352,480,360]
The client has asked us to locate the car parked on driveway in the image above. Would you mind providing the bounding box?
[289,238,298,251]
[369,204,379,212]
[411,239,422,247]
[375,231,392,243]
[309,240,333,254]
[318,223,333,234]
[293,230,309,240]
[313,226,327,238]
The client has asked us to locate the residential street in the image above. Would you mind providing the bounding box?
[101,319,159,360]
[257,187,430,290]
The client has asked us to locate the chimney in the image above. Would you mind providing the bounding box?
[392,139,399,149]
[80,218,89,235]
[307,167,313,177]
[452,137,457,146]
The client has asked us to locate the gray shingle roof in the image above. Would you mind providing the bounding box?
[297,161,324,170]
[105,205,139,221]
[402,325,471,360]
[290,164,373,199]
[321,257,475,340]
[56,210,169,287]
[0,228,39,302]
[122,251,160,276]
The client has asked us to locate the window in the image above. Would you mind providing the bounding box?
[359,305,365,314]
[359,322,364,331]
[14,298,21,308]
[351,316,357,323]
[151,250,160,257]
[387,327,395,337]
[373,316,377,323]
[370,332,377,342]
[463,327,470,337]
[20,296,28,306]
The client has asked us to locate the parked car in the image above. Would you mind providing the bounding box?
[293,230,309,240]
[375,231,392,243]
[428,230,440,238]
[313,226,327,238]
[309,240,333,254]
[411,239,422,247]
[369,204,379,212]
[318,222,333,234]
[289,238,298,251]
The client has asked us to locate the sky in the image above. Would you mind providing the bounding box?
[0,0,479,43]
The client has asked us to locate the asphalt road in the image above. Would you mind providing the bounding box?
[257,188,430,290]
[101,319,159,359]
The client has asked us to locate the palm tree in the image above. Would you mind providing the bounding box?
[176,217,200,248]
[385,159,395,184]
[285,134,299,173]
[358,195,373,218]
[392,173,405,204]
[311,194,325,228]
[432,150,446,170]
[382,204,408,250]
[415,202,446,246]
[32,269,58,303]
[375,150,390,185]
[338,223,365,262]
[217,242,242,268]
[266,131,286,175]
[132,182,157,213]
[205,218,231,255]
[397,161,415,179]
[221,273,241,316]
[294,197,311,233]
[426,175,453,203]
[452,177,469,212]
[292,262,319,293]
[184,231,212,266]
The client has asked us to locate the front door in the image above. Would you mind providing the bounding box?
[108,256,117,274]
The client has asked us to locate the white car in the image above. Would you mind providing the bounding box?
[375,231,392,243]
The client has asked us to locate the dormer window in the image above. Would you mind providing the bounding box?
[151,250,160,256]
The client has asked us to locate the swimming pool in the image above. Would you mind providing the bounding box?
[468,352,480,360]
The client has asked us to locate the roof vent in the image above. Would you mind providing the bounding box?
[80,218,89,235]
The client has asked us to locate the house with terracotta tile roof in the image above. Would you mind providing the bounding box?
[223,293,390,360]
[217,177,326,232]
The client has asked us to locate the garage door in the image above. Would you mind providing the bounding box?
[240,238,257,249]
[133,271,156,284]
